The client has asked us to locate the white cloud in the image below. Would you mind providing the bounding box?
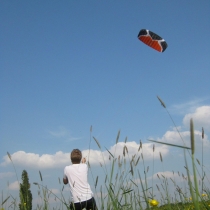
[8,181,19,190]
[83,141,169,166]
[156,128,210,154]
[1,142,169,169]
[158,130,191,147]
[1,151,70,169]
[48,126,81,142]
[1,135,208,170]
[183,106,210,132]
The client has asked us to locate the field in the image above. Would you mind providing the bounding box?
[1,98,210,210]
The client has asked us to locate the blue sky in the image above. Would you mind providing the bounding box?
[1,1,210,208]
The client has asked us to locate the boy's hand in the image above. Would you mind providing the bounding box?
[63,176,68,185]
[81,157,86,163]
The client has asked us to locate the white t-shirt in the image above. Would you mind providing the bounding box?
[64,164,93,203]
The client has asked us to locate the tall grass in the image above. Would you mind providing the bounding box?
[2,97,210,209]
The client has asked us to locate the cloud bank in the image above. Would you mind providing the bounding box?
[1,142,169,169]
[1,105,209,170]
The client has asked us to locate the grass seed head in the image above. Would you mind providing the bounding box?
[130,162,134,176]
[118,155,121,167]
[196,158,200,165]
[132,155,136,162]
[39,171,43,181]
[159,152,163,162]
[125,145,128,154]
[115,173,118,180]
[95,176,98,188]
[123,146,126,157]
[93,137,101,149]
[7,152,12,161]
[116,130,120,144]
[157,96,166,108]
[135,156,140,166]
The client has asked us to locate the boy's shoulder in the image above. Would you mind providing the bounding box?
[64,164,72,170]
[65,163,87,168]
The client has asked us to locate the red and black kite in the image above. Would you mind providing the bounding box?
[138,29,168,52]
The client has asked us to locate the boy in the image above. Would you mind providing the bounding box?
[63,149,98,210]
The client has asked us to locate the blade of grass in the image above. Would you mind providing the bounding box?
[148,139,191,149]
[1,196,10,206]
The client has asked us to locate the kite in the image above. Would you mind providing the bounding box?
[137,29,168,52]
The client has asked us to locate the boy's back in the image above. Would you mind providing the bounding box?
[64,163,93,202]
[63,149,98,210]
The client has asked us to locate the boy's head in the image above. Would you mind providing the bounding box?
[71,149,82,164]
